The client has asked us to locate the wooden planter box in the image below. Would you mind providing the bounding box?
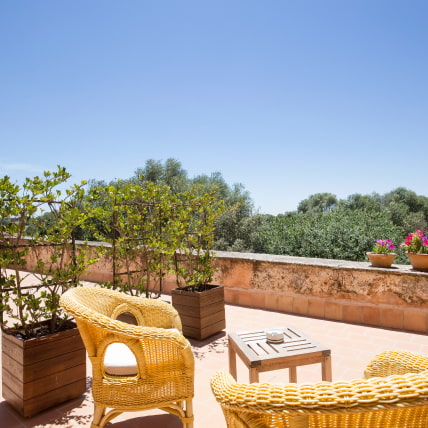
[171,285,225,340]
[2,324,86,418]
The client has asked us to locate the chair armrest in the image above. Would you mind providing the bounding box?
[95,315,189,349]
[364,351,428,378]
[210,370,428,415]
[93,322,194,378]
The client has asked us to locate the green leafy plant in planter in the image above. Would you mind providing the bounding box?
[89,181,178,298]
[171,187,227,340]
[172,187,226,291]
[0,167,96,337]
[0,166,97,417]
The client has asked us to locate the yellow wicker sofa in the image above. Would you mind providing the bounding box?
[211,350,428,427]
[60,286,194,428]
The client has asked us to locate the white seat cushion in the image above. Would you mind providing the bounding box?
[104,343,138,376]
[103,329,180,376]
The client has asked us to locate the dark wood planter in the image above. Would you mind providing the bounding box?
[171,284,225,340]
[2,324,86,418]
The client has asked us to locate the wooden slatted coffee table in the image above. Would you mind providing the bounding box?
[228,326,332,383]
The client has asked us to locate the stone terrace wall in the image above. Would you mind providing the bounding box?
[19,241,428,334]
[207,251,428,334]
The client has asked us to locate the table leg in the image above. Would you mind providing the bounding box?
[228,338,237,380]
[289,366,297,383]
[322,354,332,381]
[249,367,259,383]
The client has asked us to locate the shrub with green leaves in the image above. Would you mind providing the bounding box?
[89,181,180,298]
[261,207,405,262]
[0,167,97,338]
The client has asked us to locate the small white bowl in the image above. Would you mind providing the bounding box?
[265,329,284,343]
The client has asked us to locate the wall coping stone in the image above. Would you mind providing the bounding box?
[213,250,425,275]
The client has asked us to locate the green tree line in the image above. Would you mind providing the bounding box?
[260,190,428,264]
[15,159,428,264]
[114,159,427,264]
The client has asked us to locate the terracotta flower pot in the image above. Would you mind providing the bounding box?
[407,252,428,272]
[366,252,397,268]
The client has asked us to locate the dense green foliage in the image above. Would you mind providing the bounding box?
[14,160,427,265]
[132,160,255,252]
[261,189,428,263]
[261,207,404,262]
[83,158,254,251]
[81,160,428,264]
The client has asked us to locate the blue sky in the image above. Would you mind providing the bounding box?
[1,1,427,214]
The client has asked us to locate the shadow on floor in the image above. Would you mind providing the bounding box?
[189,331,228,360]
[108,414,182,428]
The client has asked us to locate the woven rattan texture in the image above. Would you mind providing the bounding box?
[364,350,428,378]
[211,350,428,427]
[60,286,195,428]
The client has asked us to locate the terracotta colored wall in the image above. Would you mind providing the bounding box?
[19,241,428,333]
[209,252,428,333]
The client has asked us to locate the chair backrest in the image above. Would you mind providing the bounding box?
[60,286,183,358]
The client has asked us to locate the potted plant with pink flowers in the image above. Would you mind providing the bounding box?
[366,239,397,268]
[401,229,428,272]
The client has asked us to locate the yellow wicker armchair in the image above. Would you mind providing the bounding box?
[211,350,428,428]
[60,286,194,428]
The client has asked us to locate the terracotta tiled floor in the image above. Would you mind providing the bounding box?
[2,299,428,428]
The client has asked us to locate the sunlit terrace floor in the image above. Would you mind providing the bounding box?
[2,290,428,428]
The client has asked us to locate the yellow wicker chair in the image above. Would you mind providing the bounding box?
[60,286,194,428]
[211,350,428,427]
